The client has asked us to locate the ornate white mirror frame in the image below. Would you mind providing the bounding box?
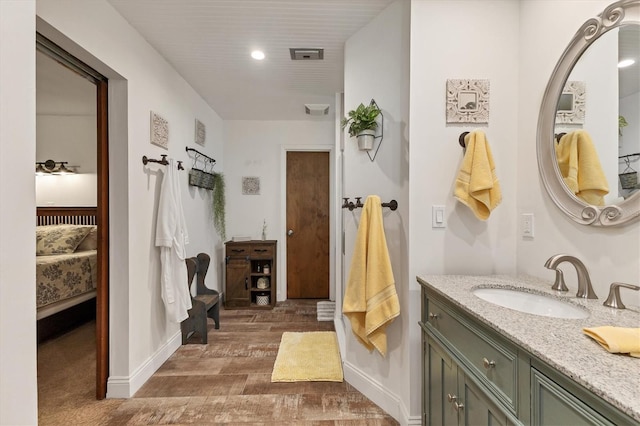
[537,0,640,226]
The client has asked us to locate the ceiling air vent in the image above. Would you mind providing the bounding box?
[305,104,330,116]
[290,48,324,60]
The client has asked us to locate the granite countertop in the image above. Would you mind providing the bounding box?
[416,274,640,421]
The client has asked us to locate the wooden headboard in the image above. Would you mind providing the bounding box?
[37,206,97,226]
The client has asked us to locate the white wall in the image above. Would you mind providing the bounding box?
[224,120,334,300]
[36,0,225,398]
[342,0,412,422]
[517,0,640,307]
[36,114,98,206]
[0,2,38,424]
[409,0,520,420]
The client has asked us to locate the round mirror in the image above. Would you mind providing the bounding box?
[537,0,640,226]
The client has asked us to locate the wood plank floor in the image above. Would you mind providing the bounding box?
[38,300,399,425]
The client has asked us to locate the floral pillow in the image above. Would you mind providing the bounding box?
[36,225,93,256]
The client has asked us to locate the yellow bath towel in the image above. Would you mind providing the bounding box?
[343,195,400,357]
[555,130,609,206]
[454,130,502,220]
[583,327,640,357]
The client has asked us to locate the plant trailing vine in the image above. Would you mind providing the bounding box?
[212,172,226,240]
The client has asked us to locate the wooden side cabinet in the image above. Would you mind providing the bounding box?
[224,240,277,309]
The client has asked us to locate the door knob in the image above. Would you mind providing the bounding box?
[287,229,294,236]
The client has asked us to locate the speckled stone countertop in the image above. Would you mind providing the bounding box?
[416,274,640,421]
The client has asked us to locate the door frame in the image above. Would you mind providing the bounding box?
[280,145,335,302]
[36,34,110,400]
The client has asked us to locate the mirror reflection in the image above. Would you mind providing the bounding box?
[554,24,640,205]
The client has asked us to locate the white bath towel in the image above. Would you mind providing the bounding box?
[155,159,192,323]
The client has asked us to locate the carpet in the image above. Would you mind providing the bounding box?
[271,331,344,382]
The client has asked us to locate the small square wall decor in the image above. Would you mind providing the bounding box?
[150,111,169,149]
[555,81,585,124]
[242,177,260,195]
[446,79,490,123]
[195,119,206,146]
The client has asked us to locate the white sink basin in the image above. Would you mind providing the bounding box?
[472,287,589,319]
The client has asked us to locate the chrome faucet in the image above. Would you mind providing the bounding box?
[544,254,598,299]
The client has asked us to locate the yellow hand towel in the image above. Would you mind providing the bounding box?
[555,130,609,206]
[343,195,400,357]
[583,326,640,358]
[454,130,502,220]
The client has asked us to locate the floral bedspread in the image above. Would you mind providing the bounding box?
[36,250,97,309]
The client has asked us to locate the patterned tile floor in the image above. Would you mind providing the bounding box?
[38,300,399,425]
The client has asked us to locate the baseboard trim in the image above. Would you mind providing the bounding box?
[343,361,421,426]
[106,330,182,398]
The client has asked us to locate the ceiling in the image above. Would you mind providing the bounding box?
[106,0,396,121]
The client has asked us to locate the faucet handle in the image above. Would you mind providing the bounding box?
[551,269,569,292]
[603,282,640,309]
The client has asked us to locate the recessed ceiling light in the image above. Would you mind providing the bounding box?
[618,58,635,68]
[251,50,265,60]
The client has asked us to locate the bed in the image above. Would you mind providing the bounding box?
[36,207,98,320]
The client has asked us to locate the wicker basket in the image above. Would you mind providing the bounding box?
[256,295,270,305]
[619,171,638,190]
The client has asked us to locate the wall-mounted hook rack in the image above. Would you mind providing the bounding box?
[555,132,567,144]
[142,154,183,170]
[185,147,216,166]
[342,197,398,211]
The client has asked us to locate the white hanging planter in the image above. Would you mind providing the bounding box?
[357,129,376,151]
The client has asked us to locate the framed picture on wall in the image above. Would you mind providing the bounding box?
[446,79,490,123]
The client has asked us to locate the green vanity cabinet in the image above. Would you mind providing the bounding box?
[419,282,636,426]
[424,331,513,426]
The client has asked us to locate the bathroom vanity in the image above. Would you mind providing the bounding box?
[417,275,639,425]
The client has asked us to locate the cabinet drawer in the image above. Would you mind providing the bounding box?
[226,244,251,257]
[250,245,274,258]
[426,297,518,412]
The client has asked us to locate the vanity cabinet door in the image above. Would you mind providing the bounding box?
[424,333,511,426]
[531,368,614,426]
[460,373,512,426]
[425,334,459,426]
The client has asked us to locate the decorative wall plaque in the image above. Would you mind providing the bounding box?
[555,81,586,124]
[446,79,490,123]
[242,177,260,195]
[150,111,169,149]
[195,119,206,146]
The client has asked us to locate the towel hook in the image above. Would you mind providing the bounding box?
[459,132,469,149]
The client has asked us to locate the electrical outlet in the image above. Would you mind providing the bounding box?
[522,213,534,238]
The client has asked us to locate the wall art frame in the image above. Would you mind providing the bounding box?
[555,81,586,125]
[242,176,260,195]
[446,79,490,123]
[195,119,206,146]
[150,111,169,149]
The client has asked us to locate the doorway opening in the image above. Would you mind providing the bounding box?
[35,34,109,402]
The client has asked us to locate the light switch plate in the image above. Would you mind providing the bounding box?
[432,205,446,228]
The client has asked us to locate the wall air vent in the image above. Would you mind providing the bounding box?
[290,48,324,60]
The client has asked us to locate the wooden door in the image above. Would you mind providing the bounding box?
[286,152,329,299]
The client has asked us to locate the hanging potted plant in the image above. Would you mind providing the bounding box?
[341,102,381,150]
[212,172,226,240]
